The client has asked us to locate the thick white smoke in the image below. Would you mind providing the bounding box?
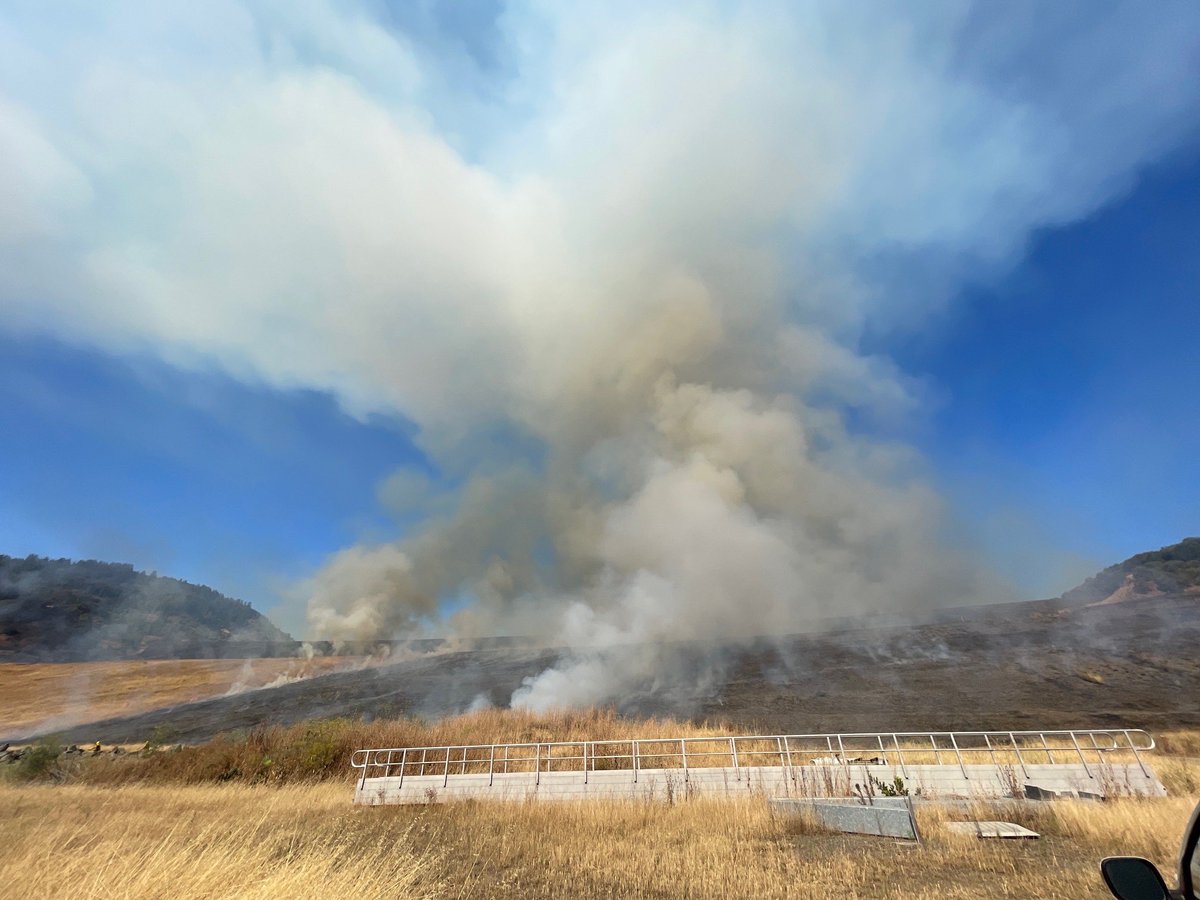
[2,1,1198,708]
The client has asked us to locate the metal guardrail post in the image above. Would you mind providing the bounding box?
[420,748,428,777]
[730,737,740,779]
[783,736,793,774]
[1008,733,1028,779]
[633,740,639,783]
[488,745,495,787]
[1068,731,1093,778]
[444,747,451,787]
[983,734,998,768]
[835,734,847,765]
[948,733,968,778]
[893,734,908,777]
[583,742,588,785]
[1124,730,1151,777]
[930,734,942,765]
[536,743,541,786]
[777,737,786,769]
[1040,732,1054,764]
[681,739,689,780]
[399,749,408,788]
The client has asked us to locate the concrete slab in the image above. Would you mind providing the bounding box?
[1023,783,1060,800]
[946,821,1040,839]
[770,797,919,840]
[355,759,1166,805]
[1024,783,1105,801]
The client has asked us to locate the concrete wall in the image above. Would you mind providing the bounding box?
[353,760,1165,805]
[769,798,919,840]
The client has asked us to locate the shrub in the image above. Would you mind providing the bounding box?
[16,737,63,782]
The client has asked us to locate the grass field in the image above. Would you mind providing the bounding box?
[2,781,1198,898]
[0,658,354,737]
[2,710,1199,898]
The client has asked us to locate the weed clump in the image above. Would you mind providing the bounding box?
[15,737,63,782]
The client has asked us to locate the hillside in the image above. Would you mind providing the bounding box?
[13,578,1200,745]
[1061,537,1200,605]
[0,555,291,661]
[5,539,1200,743]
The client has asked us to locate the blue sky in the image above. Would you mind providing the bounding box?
[0,335,426,615]
[889,151,1200,590]
[1,2,1198,640]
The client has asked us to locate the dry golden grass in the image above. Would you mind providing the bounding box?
[0,659,353,736]
[0,782,444,900]
[410,793,1200,899]
[1157,729,1200,758]
[1157,757,1200,795]
[4,717,1199,898]
[3,781,1197,899]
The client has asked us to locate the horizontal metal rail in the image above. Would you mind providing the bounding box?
[351,729,1154,785]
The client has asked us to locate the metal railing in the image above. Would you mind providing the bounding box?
[350,728,1155,788]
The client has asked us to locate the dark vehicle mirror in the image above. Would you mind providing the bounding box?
[1182,799,1200,900]
[1101,857,1171,900]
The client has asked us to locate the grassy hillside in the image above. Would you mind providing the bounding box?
[0,555,291,661]
[0,658,352,737]
[1062,537,1200,605]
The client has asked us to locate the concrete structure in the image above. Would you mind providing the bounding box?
[945,821,1040,839]
[350,729,1164,805]
[769,797,919,840]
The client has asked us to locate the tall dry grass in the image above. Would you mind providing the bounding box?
[0,782,443,900]
[1157,729,1200,758]
[4,781,1197,899]
[4,716,1199,898]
